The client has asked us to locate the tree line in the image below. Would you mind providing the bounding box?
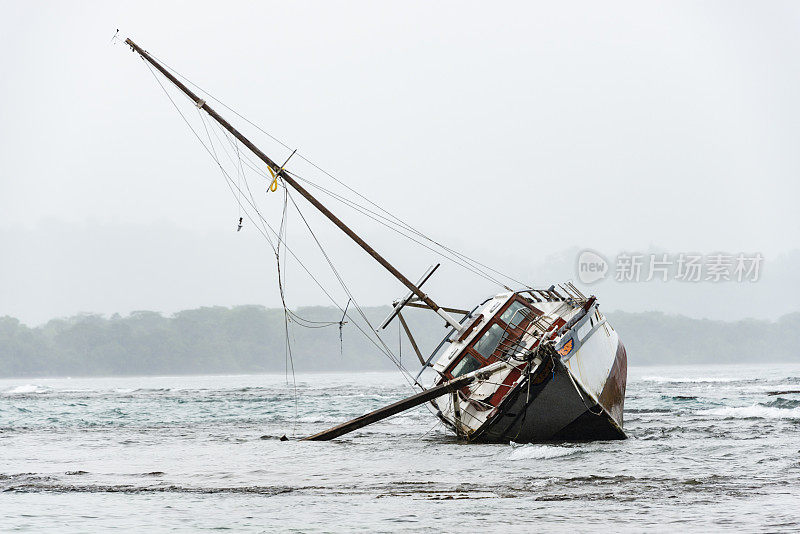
[0,306,797,377]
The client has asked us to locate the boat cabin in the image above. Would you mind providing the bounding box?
[443,294,542,379]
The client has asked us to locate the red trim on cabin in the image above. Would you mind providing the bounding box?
[444,295,539,379]
[548,317,566,339]
[488,367,521,406]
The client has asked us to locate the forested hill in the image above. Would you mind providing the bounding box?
[1,306,798,378]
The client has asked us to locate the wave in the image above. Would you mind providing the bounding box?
[2,384,49,395]
[660,395,698,401]
[701,404,800,420]
[508,444,577,460]
[1,482,295,495]
[763,397,800,409]
[640,376,742,384]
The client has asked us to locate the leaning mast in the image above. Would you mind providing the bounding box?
[125,38,462,331]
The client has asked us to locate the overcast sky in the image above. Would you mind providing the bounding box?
[1,1,798,324]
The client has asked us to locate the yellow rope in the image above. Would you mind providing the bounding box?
[267,166,278,192]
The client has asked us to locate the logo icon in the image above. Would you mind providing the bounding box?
[577,249,609,284]
[557,338,574,356]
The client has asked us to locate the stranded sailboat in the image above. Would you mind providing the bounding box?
[125,38,627,443]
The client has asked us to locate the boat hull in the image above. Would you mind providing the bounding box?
[471,340,627,443]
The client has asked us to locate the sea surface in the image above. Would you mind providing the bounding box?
[1,364,799,532]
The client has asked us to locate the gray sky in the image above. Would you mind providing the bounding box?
[1,1,799,324]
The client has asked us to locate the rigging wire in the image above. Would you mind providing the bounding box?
[205,119,274,241]
[286,171,511,288]
[193,90,358,346]
[196,136,508,288]
[196,115,397,371]
[141,58,418,389]
[140,59,457,437]
[191,87,418,383]
[398,319,402,367]
[185,123,509,288]
[285,189,418,385]
[159,74,516,291]
[142,52,504,436]
[338,298,350,358]
[144,52,533,290]
[193,102,306,429]
[181,120,511,289]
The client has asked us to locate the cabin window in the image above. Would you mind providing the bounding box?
[500,301,529,329]
[450,353,482,377]
[446,297,540,378]
[473,323,505,360]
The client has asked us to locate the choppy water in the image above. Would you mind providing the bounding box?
[1,364,799,532]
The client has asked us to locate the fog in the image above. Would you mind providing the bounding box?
[2,1,799,325]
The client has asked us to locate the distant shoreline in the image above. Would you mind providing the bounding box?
[1,305,797,379]
[3,361,800,383]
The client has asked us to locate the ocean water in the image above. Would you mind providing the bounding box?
[1,364,799,533]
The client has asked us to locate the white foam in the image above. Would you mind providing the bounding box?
[508,444,576,460]
[701,404,800,420]
[640,376,738,383]
[3,384,48,395]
